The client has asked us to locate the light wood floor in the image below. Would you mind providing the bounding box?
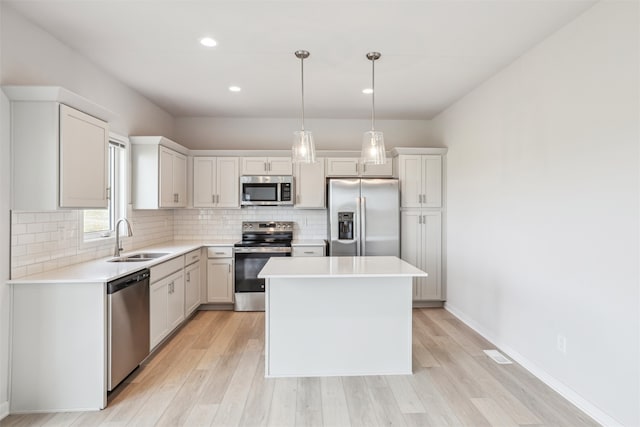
[1,308,598,427]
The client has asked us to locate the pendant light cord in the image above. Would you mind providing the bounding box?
[371,57,375,131]
[301,55,305,131]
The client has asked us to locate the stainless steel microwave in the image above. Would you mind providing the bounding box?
[240,176,294,206]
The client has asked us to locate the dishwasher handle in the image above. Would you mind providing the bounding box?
[107,269,150,294]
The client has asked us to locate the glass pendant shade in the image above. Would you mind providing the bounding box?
[292,130,316,163]
[361,130,386,164]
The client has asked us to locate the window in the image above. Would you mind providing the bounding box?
[83,139,127,241]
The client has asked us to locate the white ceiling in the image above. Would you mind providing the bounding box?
[5,0,596,120]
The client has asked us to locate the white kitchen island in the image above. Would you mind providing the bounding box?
[258,256,427,378]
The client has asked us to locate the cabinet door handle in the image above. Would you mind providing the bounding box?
[422,215,426,224]
[212,194,215,204]
[228,264,231,273]
[422,193,426,204]
[418,215,422,225]
[106,187,111,200]
[192,255,199,261]
[216,194,219,204]
[187,272,190,282]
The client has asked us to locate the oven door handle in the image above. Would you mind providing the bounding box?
[234,247,292,254]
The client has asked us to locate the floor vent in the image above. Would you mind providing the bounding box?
[484,349,512,364]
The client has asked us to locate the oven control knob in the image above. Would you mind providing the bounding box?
[286,224,292,229]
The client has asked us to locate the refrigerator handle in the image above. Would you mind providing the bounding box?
[361,196,366,256]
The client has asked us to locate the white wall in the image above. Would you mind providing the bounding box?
[432,2,639,425]
[174,117,434,150]
[0,4,174,137]
[0,66,11,421]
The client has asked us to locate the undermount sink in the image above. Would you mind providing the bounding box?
[126,252,169,259]
[107,252,170,263]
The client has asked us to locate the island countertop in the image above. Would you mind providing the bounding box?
[258,256,427,279]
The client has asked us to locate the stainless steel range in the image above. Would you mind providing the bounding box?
[234,221,293,311]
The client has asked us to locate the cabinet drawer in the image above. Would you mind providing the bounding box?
[184,249,201,266]
[150,256,185,283]
[207,246,233,258]
[292,246,325,257]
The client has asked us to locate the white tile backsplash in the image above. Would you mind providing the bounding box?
[11,209,174,279]
[173,207,327,242]
[11,206,327,278]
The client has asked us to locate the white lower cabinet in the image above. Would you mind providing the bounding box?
[149,278,167,351]
[207,258,234,303]
[184,250,202,316]
[401,210,442,302]
[150,270,185,349]
[149,257,185,350]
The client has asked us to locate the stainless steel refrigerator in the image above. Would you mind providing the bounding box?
[328,178,400,256]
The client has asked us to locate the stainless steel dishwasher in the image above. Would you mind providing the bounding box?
[107,269,150,391]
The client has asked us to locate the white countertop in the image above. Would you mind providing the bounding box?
[8,240,236,284]
[258,256,427,279]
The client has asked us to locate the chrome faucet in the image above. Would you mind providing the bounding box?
[114,218,133,257]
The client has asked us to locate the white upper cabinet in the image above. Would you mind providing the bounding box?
[10,100,109,210]
[397,154,442,208]
[58,105,109,208]
[131,137,188,209]
[159,147,187,208]
[193,157,239,208]
[325,157,393,177]
[242,157,292,175]
[294,159,325,209]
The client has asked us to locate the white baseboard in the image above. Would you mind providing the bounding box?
[444,303,622,427]
[0,400,9,421]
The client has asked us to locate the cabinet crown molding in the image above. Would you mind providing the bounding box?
[391,147,447,155]
[129,136,190,155]
[2,85,117,122]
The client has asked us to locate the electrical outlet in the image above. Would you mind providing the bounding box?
[556,334,567,354]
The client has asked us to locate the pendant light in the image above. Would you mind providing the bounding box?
[292,50,316,163]
[361,52,386,165]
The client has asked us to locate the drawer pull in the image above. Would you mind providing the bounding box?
[304,251,314,254]
[215,252,226,255]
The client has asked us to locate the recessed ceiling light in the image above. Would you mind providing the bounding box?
[362,88,373,94]
[229,86,241,92]
[200,37,217,47]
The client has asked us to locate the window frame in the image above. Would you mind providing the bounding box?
[80,133,129,245]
